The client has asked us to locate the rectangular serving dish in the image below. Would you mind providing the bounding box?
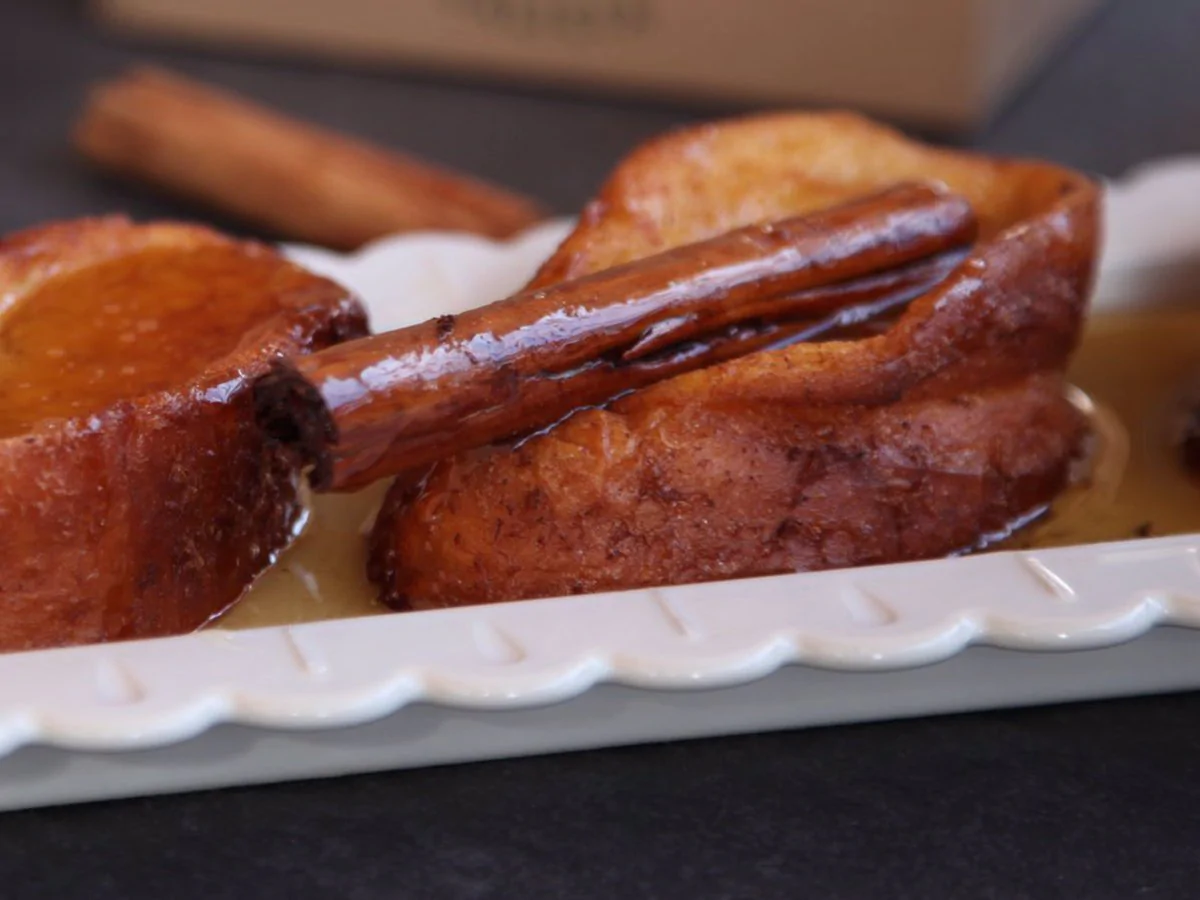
[2,159,1200,811]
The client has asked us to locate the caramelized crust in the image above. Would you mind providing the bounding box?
[0,217,367,651]
[370,112,1099,610]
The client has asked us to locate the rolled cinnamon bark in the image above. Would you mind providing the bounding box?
[255,183,976,491]
[74,67,547,249]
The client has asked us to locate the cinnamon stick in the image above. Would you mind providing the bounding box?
[255,183,976,491]
[73,67,547,249]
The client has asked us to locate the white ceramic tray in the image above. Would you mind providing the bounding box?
[3,160,1200,811]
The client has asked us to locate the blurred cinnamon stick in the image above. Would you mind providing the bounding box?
[73,67,547,249]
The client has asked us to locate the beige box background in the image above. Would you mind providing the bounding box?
[93,0,1104,130]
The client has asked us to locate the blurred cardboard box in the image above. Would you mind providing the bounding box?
[92,0,1103,130]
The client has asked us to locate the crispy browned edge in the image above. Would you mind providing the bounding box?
[0,216,368,652]
[368,112,1102,609]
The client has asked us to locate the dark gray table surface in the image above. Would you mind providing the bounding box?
[3,2,1200,897]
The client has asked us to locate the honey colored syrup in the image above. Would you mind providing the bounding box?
[1002,310,1200,550]
[217,480,391,629]
[0,246,288,436]
[218,310,1200,630]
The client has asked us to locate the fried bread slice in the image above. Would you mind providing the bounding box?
[369,113,1099,609]
[0,217,367,650]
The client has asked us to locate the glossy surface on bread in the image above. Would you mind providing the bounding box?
[529,112,1071,285]
[370,112,1099,610]
[0,218,368,651]
[1,244,327,436]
